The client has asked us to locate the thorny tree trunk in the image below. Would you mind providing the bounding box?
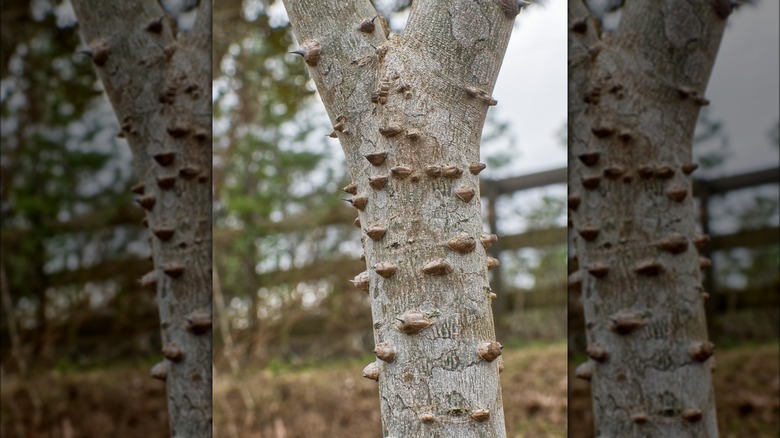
[568,0,729,436]
[71,2,212,436]
[282,1,518,436]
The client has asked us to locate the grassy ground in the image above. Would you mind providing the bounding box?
[2,342,776,437]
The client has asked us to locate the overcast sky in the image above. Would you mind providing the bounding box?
[702,1,779,175]
[490,0,779,177]
[489,1,567,176]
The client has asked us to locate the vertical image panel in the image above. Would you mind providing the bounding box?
[1,1,213,437]
[568,1,779,437]
[212,1,566,437]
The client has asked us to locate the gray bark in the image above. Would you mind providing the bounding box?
[569,0,729,436]
[70,2,212,436]
[281,0,516,436]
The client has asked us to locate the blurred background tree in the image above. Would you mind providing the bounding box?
[1,1,168,436]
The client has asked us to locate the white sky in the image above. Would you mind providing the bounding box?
[701,1,780,175]
[490,1,567,175]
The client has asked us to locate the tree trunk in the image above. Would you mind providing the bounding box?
[281,1,516,436]
[70,2,212,436]
[568,0,729,436]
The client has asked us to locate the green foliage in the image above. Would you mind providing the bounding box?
[1,1,152,368]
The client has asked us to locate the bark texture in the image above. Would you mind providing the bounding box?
[281,1,516,436]
[70,2,212,436]
[568,0,728,436]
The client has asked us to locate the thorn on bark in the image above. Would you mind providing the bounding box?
[682,408,703,422]
[139,271,158,291]
[346,195,368,210]
[163,263,185,278]
[179,166,202,180]
[391,165,412,179]
[362,361,380,380]
[185,309,212,334]
[343,182,358,195]
[577,226,599,241]
[591,124,615,138]
[681,162,699,175]
[586,342,608,362]
[469,162,487,175]
[692,233,711,250]
[470,409,491,422]
[581,176,601,190]
[442,165,463,178]
[396,310,433,334]
[423,259,453,276]
[351,271,370,292]
[131,182,145,195]
[710,0,735,19]
[379,124,403,137]
[568,195,581,211]
[631,413,649,424]
[419,413,435,423]
[455,186,476,203]
[487,257,500,270]
[369,176,388,189]
[604,166,626,180]
[156,176,176,190]
[634,260,664,276]
[618,130,634,142]
[568,271,583,293]
[150,361,169,381]
[425,165,442,178]
[373,342,396,362]
[575,361,593,381]
[465,87,498,106]
[365,152,388,166]
[365,225,386,241]
[84,40,110,67]
[477,341,502,362]
[153,152,175,167]
[162,343,184,362]
[358,17,376,33]
[138,195,156,211]
[290,40,321,66]
[481,233,498,249]
[699,257,712,269]
[166,125,191,138]
[354,217,361,228]
[609,309,646,334]
[146,17,164,34]
[667,185,688,202]
[578,152,600,166]
[654,166,675,179]
[689,340,715,362]
[374,262,397,278]
[446,233,477,254]
[153,227,175,241]
[658,233,689,254]
[638,166,654,178]
[571,17,588,34]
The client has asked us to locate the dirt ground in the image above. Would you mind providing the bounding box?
[213,342,568,438]
[1,342,776,437]
[569,343,780,438]
[0,364,169,438]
